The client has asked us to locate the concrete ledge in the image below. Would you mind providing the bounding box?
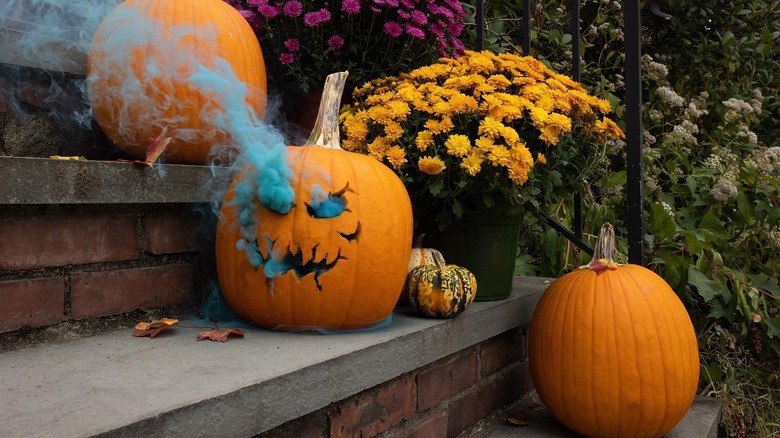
[0,156,232,204]
[0,276,549,438]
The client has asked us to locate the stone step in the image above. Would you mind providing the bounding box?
[482,395,722,438]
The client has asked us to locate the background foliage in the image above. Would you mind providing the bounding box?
[465,0,780,436]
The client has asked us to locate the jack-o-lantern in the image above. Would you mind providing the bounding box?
[215,72,413,330]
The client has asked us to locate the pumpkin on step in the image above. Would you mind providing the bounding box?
[87,0,267,164]
[528,223,699,438]
[215,72,413,331]
[407,253,476,318]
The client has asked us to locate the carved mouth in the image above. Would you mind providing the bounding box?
[251,222,360,291]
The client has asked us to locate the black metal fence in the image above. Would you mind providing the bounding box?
[474,0,653,266]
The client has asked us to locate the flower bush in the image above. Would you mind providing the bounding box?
[339,50,624,230]
[225,0,467,95]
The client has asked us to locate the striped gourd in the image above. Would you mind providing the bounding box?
[407,253,477,318]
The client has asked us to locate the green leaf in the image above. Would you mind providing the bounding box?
[452,200,463,218]
[701,363,722,384]
[428,179,443,196]
[688,266,721,302]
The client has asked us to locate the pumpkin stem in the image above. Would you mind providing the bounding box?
[307,71,349,149]
[585,222,620,274]
[414,234,426,249]
[432,251,446,269]
[592,223,616,261]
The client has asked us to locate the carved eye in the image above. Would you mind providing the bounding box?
[306,183,352,219]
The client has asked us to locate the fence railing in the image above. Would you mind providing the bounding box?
[473,0,670,266]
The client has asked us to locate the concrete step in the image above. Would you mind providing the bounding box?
[482,395,722,438]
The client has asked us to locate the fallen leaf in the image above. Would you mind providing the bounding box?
[133,318,179,338]
[506,410,532,427]
[145,127,172,166]
[197,328,245,343]
[49,155,86,160]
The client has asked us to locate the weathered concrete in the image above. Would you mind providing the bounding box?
[485,396,722,438]
[0,276,549,438]
[0,156,233,204]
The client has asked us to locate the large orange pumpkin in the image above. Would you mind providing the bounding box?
[87,0,267,164]
[215,72,413,331]
[529,223,699,438]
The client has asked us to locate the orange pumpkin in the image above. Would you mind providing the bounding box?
[87,0,267,164]
[529,223,699,438]
[215,72,413,330]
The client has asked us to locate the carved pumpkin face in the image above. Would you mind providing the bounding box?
[216,146,413,330]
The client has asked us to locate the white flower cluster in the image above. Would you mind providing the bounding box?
[660,201,675,218]
[642,54,669,81]
[736,124,759,145]
[764,225,780,250]
[723,91,763,122]
[656,86,685,107]
[710,177,738,202]
[686,92,709,119]
[643,130,657,147]
[664,120,699,146]
[746,146,780,176]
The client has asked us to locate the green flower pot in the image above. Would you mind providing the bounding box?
[424,211,521,301]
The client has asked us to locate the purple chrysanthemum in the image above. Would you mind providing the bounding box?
[401,0,416,8]
[328,34,345,50]
[284,38,300,51]
[397,9,410,19]
[341,0,360,14]
[257,4,280,19]
[383,21,403,38]
[247,0,266,7]
[303,8,331,27]
[237,9,263,31]
[410,10,427,25]
[282,0,303,17]
[279,52,294,65]
[405,24,425,39]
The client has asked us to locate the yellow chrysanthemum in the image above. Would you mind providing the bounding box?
[384,121,405,141]
[538,113,572,145]
[387,100,411,120]
[425,117,454,135]
[475,136,495,152]
[432,101,452,117]
[415,130,434,152]
[445,134,472,158]
[478,117,504,139]
[342,114,369,142]
[595,117,625,140]
[367,136,391,160]
[367,105,393,124]
[487,145,512,167]
[507,144,534,185]
[501,126,521,145]
[487,74,512,90]
[464,50,496,74]
[460,149,485,176]
[537,153,547,164]
[385,145,407,169]
[418,156,447,175]
[449,92,478,114]
[529,107,549,127]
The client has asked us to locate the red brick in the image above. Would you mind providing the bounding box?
[143,213,201,255]
[0,277,64,332]
[417,349,478,412]
[391,411,447,438]
[446,363,533,437]
[0,216,138,270]
[330,376,415,438]
[480,328,526,377]
[71,264,193,319]
[265,413,325,438]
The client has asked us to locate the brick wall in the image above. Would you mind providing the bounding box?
[260,328,532,438]
[0,204,209,333]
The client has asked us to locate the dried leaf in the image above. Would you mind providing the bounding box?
[506,410,532,427]
[133,318,179,338]
[197,328,245,343]
[145,127,172,166]
[49,155,86,160]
